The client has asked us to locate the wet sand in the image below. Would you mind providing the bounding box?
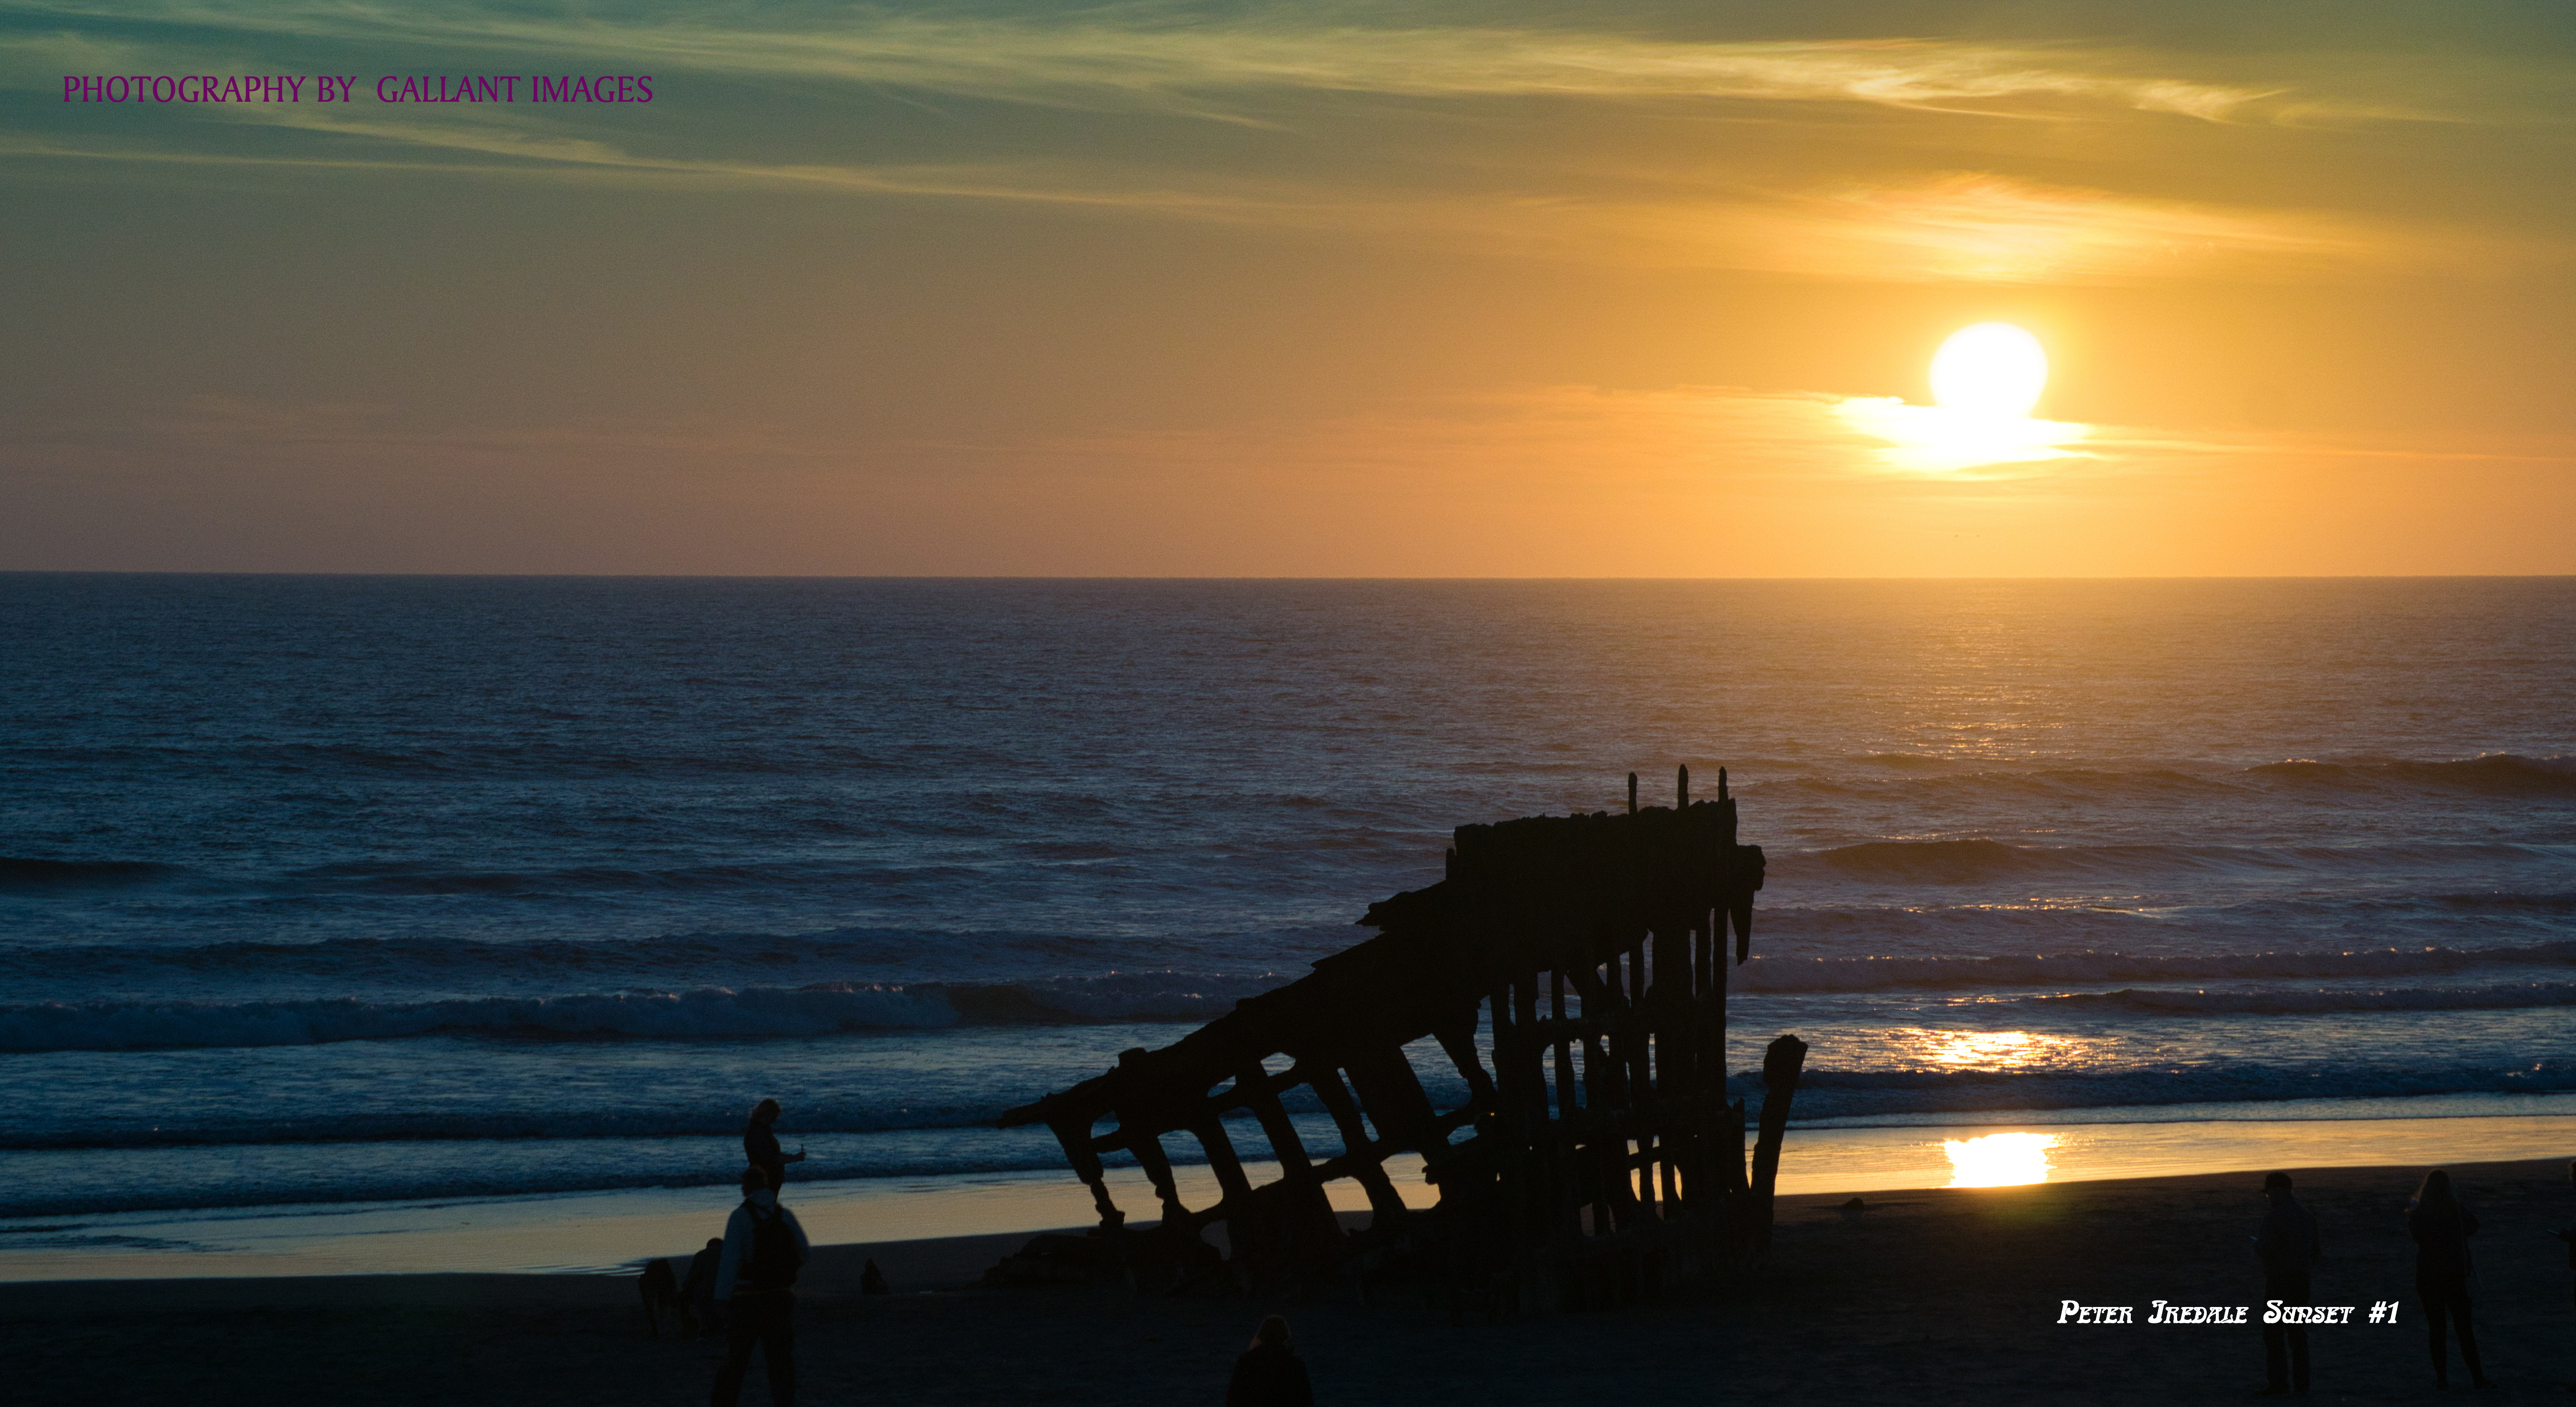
[9,1158,2575,1405]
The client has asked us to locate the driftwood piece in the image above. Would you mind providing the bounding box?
[997,768,1800,1311]
[1748,1033,1810,1265]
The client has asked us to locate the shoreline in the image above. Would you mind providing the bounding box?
[9,1157,2575,1405]
[7,1104,2573,1284]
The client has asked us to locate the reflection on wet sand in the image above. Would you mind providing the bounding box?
[1943,1131,2062,1187]
[1772,1097,2576,1198]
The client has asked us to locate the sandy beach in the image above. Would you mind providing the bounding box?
[12,1157,2574,1405]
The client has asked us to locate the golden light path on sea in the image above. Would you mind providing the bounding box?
[1879,1028,2097,1071]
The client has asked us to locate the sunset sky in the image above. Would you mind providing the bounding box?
[5,0,2571,575]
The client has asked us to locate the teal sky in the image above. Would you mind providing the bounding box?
[5,1,2572,574]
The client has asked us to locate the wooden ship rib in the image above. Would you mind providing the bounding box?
[997,766,1806,1313]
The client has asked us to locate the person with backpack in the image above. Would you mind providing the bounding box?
[2554,1161,2576,1374]
[711,1164,811,1407]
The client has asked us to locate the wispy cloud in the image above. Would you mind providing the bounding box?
[1394,171,2521,282]
[8,0,2299,121]
[16,98,2518,285]
[6,3,2545,284]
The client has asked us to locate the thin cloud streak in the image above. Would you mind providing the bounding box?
[49,383,2576,486]
[1700,172,2455,283]
[1052,383,2576,488]
[0,118,1265,215]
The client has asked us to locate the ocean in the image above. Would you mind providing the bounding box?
[4,575,2573,1235]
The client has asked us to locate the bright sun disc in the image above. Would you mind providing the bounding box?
[1929,323,2048,419]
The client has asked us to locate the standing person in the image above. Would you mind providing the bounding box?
[2556,1161,2576,1357]
[1226,1314,1312,1407]
[2408,1167,2495,1391]
[743,1098,806,1192]
[2254,1171,2321,1398]
[711,1165,809,1407]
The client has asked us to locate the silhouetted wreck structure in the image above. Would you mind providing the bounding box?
[998,767,1806,1313]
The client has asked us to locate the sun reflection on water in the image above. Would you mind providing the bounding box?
[1933,1030,2044,1066]
[1943,1132,2061,1187]
[1888,1028,2090,1071]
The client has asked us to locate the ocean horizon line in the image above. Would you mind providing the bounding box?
[6,570,2575,583]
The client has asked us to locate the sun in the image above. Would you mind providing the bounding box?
[1833,321,2087,473]
[1929,323,2049,419]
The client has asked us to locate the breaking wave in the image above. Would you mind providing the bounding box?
[0,974,1280,1053]
[11,1058,2570,1168]
[0,925,1348,992]
[1736,940,2576,994]
[2245,754,2576,798]
[2019,982,2576,1016]
[1797,838,2570,885]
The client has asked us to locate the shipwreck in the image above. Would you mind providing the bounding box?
[997,767,1806,1313]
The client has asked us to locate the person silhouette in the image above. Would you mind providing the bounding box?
[2556,1161,2576,1344]
[2254,1171,2321,1397]
[711,1164,809,1407]
[2408,1168,2494,1391]
[743,1098,806,1193]
[682,1236,726,1336]
[1225,1314,1312,1407]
